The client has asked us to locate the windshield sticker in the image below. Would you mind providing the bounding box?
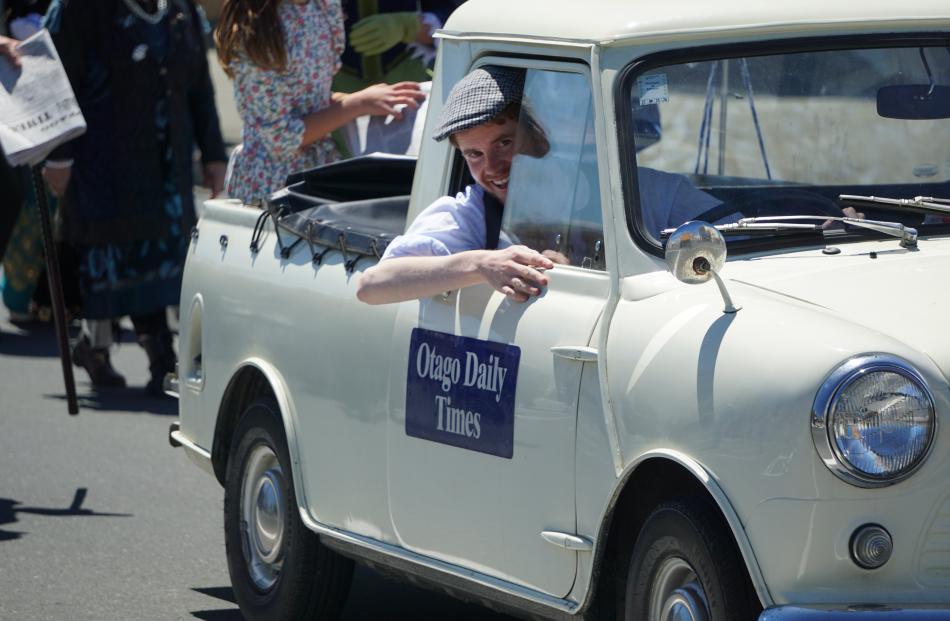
[405,328,520,459]
[638,74,669,105]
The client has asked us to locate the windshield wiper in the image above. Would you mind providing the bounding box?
[660,219,821,239]
[663,215,918,248]
[840,194,950,216]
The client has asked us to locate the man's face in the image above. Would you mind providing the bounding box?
[454,116,518,203]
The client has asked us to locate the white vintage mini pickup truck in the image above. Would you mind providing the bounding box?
[170,1,950,619]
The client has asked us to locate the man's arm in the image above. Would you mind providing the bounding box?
[356,245,554,305]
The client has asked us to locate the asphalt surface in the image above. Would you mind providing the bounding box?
[0,305,516,620]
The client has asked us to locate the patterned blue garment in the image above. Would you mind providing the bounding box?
[77,16,186,319]
[44,0,225,320]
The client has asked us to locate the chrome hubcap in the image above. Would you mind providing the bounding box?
[650,558,710,621]
[241,444,285,591]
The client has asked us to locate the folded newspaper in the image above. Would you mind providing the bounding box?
[0,29,85,167]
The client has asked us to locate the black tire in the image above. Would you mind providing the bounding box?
[224,399,353,621]
[621,498,758,621]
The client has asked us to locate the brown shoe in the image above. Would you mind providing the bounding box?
[72,336,127,388]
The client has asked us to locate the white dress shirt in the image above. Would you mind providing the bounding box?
[381,184,511,260]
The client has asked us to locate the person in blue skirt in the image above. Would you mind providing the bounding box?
[42,0,227,395]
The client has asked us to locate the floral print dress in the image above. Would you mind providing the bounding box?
[226,0,346,203]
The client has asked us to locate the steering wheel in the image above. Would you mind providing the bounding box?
[694,188,845,222]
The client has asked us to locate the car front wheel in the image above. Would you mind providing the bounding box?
[622,498,758,621]
[224,399,353,621]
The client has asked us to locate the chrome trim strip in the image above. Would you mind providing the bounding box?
[298,508,581,617]
[760,604,950,620]
[435,31,596,49]
[811,353,937,488]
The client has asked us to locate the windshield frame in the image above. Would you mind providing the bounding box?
[616,32,950,258]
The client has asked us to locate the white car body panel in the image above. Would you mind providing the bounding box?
[385,270,607,596]
[444,0,950,44]
[175,1,950,617]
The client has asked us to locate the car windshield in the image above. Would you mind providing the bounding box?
[625,42,950,251]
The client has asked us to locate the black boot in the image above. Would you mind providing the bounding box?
[139,330,176,398]
[72,335,127,388]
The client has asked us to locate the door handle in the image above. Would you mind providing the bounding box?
[541,530,594,551]
[550,346,598,362]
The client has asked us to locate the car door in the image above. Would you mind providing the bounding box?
[385,65,608,598]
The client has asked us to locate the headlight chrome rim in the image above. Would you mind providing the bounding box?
[812,353,936,488]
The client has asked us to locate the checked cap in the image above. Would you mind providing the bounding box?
[432,66,526,142]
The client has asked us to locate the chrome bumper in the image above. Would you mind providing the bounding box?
[168,421,215,476]
[760,605,950,620]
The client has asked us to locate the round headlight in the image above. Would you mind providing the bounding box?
[812,354,936,487]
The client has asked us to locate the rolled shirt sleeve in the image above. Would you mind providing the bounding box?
[382,185,488,260]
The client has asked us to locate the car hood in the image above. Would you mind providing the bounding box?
[724,238,950,379]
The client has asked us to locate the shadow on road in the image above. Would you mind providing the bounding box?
[47,390,178,416]
[0,324,61,358]
[343,565,515,620]
[191,586,242,620]
[186,566,516,620]
[191,610,243,621]
[0,488,132,542]
[193,587,236,603]
[3,317,177,415]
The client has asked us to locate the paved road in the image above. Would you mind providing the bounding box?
[0,306,516,620]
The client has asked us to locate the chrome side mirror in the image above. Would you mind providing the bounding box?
[665,221,740,313]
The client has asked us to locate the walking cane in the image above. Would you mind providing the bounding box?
[30,164,78,415]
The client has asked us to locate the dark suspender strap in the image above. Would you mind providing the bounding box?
[483,191,504,250]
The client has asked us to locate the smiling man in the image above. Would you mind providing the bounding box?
[356,66,555,305]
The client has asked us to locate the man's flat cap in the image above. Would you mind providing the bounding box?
[432,66,525,141]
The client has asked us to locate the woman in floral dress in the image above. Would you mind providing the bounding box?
[216,0,425,203]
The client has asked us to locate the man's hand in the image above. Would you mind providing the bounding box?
[202,161,227,198]
[0,36,20,67]
[821,205,866,229]
[475,245,554,302]
[841,206,865,220]
[42,163,71,198]
[357,246,555,306]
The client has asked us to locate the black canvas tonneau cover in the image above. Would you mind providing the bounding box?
[255,154,416,266]
[275,196,410,264]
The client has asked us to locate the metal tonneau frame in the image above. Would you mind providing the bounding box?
[248,153,416,269]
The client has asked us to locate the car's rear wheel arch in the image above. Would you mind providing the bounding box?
[212,364,281,486]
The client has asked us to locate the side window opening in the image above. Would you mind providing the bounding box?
[503,69,606,270]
